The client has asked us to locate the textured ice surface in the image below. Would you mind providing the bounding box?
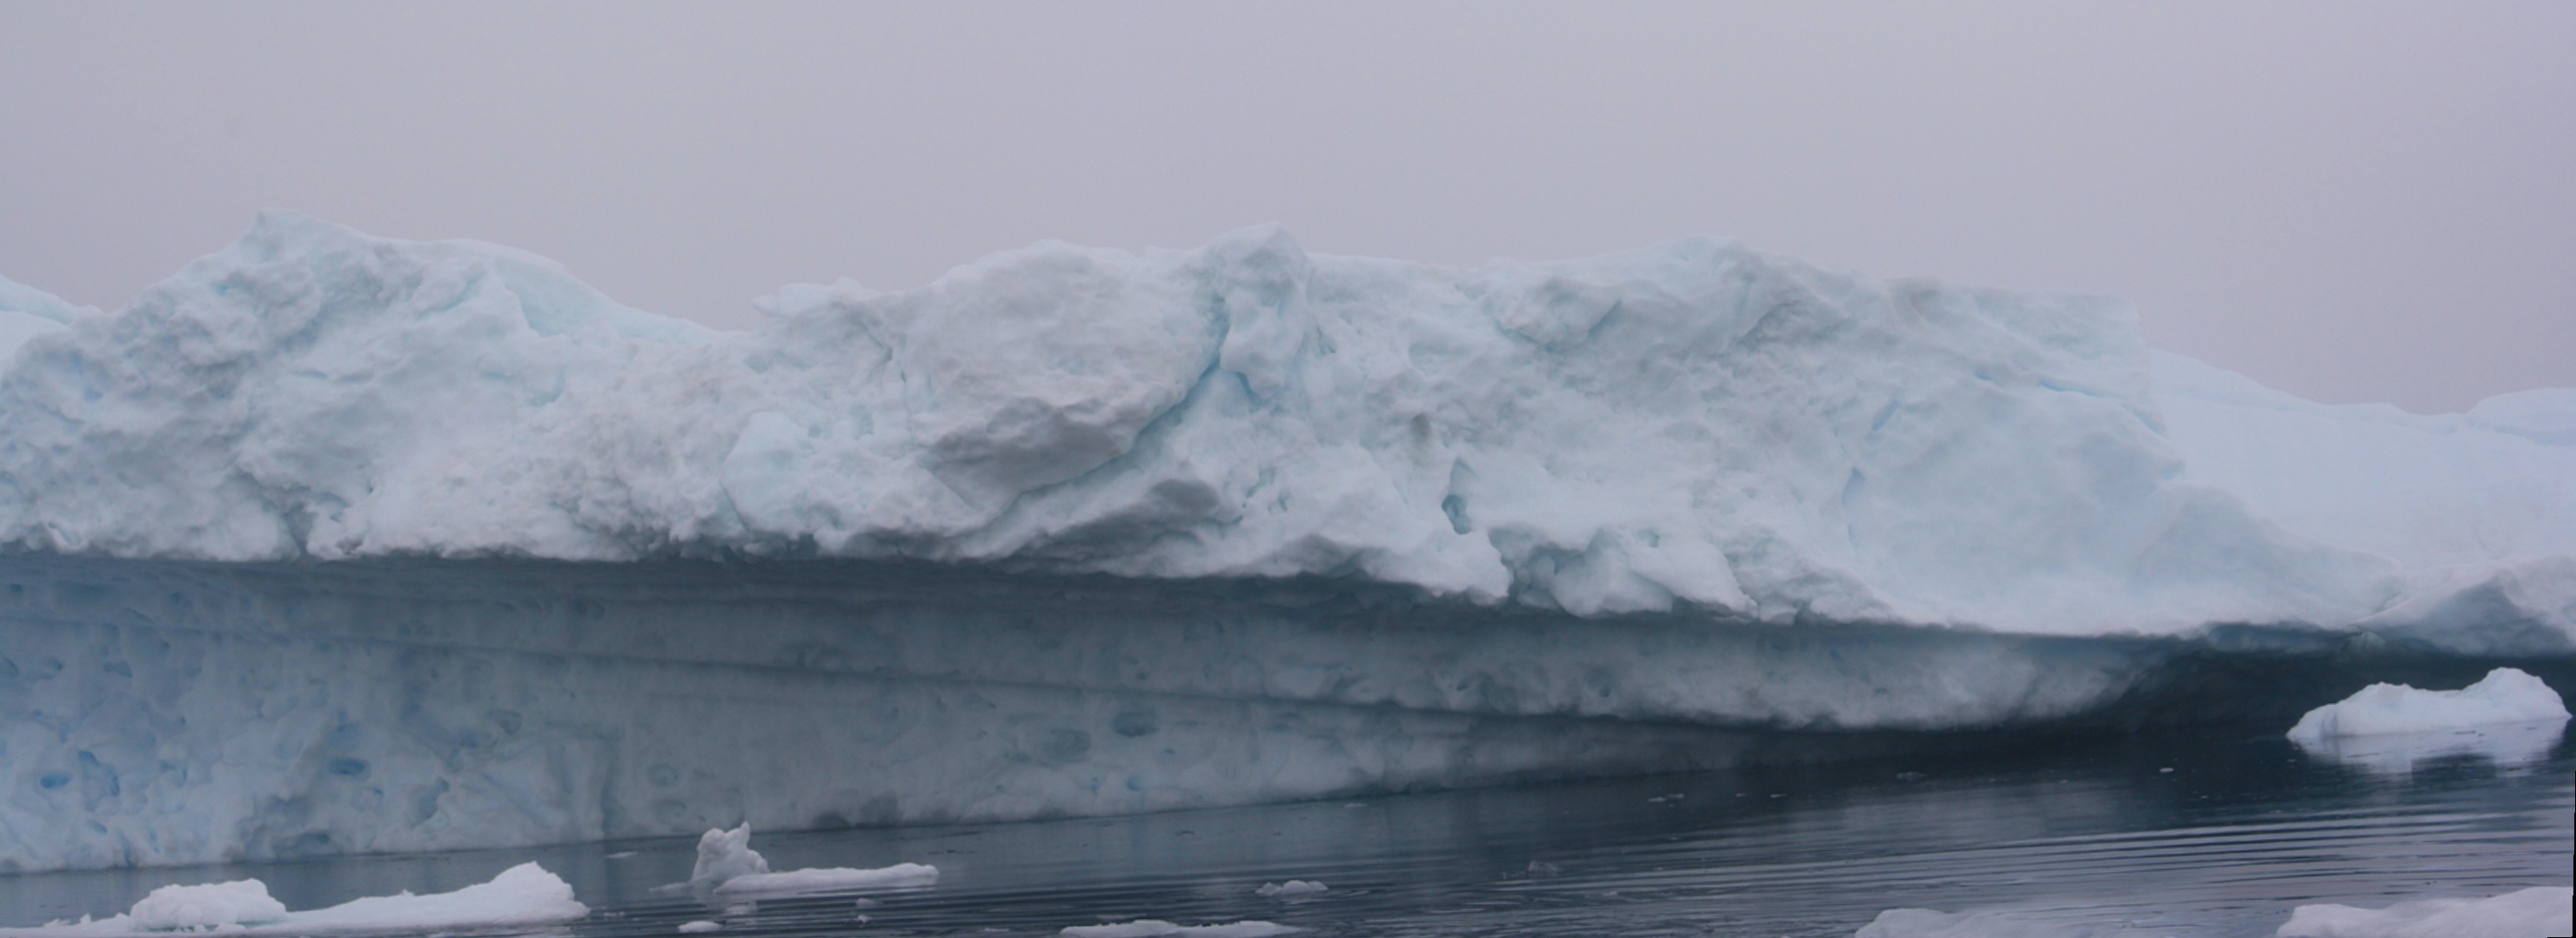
[14,211,2567,641]
[0,862,585,936]
[2275,887,2574,938]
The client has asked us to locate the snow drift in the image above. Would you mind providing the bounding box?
[3,211,2566,647]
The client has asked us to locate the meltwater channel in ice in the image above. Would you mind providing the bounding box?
[0,213,2571,875]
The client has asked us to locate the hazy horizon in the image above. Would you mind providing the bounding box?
[5,1,2570,413]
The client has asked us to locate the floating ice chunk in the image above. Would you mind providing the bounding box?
[0,862,585,936]
[686,824,937,897]
[126,880,289,929]
[713,863,940,897]
[691,824,771,888]
[1855,908,2147,937]
[2288,669,2570,741]
[2286,669,2570,773]
[2275,886,2573,938]
[1061,921,1301,938]
[1255,881,1328,897]
[678,921,721,934]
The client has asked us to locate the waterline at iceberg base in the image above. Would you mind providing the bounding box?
[4,555,2565,874]
[1,214,2571,874]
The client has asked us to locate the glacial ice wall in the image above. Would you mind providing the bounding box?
[12,211,2555,642]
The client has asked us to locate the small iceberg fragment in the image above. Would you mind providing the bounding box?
[686,824,939,898]
[2275,886,2573,938]
[0,862,586,936]
[1061,921,1301,938]
[678,921,722,934]
[714,863,941,897]
[126,881,289,930]
[2286,668,2570,772]
[1255,880,1328,897]
[691,823,773,888]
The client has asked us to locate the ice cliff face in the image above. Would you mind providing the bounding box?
[12,211,2549,643]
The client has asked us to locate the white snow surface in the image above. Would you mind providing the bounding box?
[2274,887,2573,938]
[125,879,288,929]
[2288,668,2571,742]
[0,861,587,936]
[10,211,2570,645]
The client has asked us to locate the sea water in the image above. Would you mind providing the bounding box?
[3,721,2564,937]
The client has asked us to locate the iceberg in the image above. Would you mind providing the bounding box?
[2285,668,2570,773]
[0,214,2569,873]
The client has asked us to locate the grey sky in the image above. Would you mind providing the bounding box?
[3,2,2569,412]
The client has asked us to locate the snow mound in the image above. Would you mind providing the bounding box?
[2275,887,2573,938]
[2288,669,2570,741]
[127,880,288,929]
[1061,921,1301,938]
[0,862,586,936]
[8,211,2521,640]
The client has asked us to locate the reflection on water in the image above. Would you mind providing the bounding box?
[3,723,2567,937]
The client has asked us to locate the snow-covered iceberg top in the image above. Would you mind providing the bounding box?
[2,213,2568,647]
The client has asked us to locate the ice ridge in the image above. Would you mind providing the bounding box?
[0,212,2568,647]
